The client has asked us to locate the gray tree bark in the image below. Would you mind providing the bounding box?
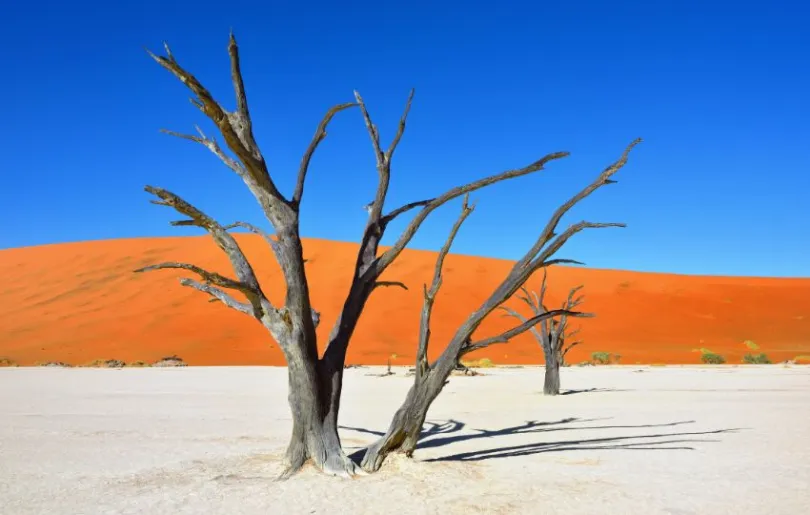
[361,139,641,472]
[543,353,561,395]
[136,34,584,478]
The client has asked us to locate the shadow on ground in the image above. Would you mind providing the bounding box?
[341,417,741,463]
[559,387,630,395]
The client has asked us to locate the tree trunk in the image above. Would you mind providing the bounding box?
[541,345,561,395]
[543,358,561,395]
[279,348,360,479]
[360,368,447,472]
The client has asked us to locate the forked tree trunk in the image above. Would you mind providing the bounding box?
[141,34,638,480]
[279,340,360,478]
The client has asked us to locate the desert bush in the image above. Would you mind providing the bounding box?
[700,352,726,364]
[462,358,495,368]
[85,359,126,368]
[127,361,151,367]
[591,351,618,365]
[742,353,771,364]
[38,361,72,368]
[0,357,18,367]
[152,355,187,367]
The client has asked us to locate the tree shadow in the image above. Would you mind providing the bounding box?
[342,420,467,462]
[426,426,741,462]
[560,387,629,395]
[341,419,467,441]
[341,418,742,462]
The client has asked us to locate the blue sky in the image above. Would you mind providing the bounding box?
[1,0,808,277]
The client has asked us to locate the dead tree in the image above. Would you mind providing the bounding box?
[134,34,576,478]
[360,139,641,472]
[500,271,586,395]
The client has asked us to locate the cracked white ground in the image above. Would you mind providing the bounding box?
[1,365,808,514]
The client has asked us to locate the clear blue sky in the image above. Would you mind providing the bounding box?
[1,0,808,277]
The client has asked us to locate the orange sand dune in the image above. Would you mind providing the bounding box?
[1,236,809,366]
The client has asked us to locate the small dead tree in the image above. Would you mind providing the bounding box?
[500,271,586,395]
[134,34,577,478]
[360,139,640,472]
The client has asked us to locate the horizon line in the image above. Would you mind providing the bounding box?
[2,233,808,281]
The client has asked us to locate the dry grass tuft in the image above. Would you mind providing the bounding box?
[152,355,187,367]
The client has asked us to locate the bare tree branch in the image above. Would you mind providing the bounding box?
[293,102,359,205]
[360,135,640,471]
[228,32,250,121]
[416,195,475,380]
[385,89,415,163]
[135,261,253,294]
[561,340,584,361]
[161,126,245,176]
[372,150,571,277]
[529,222,625,270]
[170,219,199,227]
[147,38,285,206]
[318,91,419,368]
[223,220,280,258]
[552,285,585,342]
[429,138,640,373]
[373,281,409,291]
[519,138,642,270]
[566,327,582,341]
[179,278,254,316]
[497,306,544,343]
[353,89,415,224]
[461,309,592,356]
[354,90,385,169]
[138,186,279,322]
[380,199,432,226]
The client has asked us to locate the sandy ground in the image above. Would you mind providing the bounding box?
[1,365,808,514]
[2,236,809,366]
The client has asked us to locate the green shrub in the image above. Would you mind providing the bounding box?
[743,340,760,350]
[591,352,613,365]
[701,352,726,364]
[742,353,771,364]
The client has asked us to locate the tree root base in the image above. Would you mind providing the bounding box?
[278,453,368,480]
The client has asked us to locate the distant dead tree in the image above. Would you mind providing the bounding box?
[500,271,586,395]
[360,139,640,472]
[132,34,613,479]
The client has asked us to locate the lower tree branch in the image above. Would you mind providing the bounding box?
[461,308,591,356]
[136,186,293,334]
[135,262,254,295]
[179,278,254,316]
